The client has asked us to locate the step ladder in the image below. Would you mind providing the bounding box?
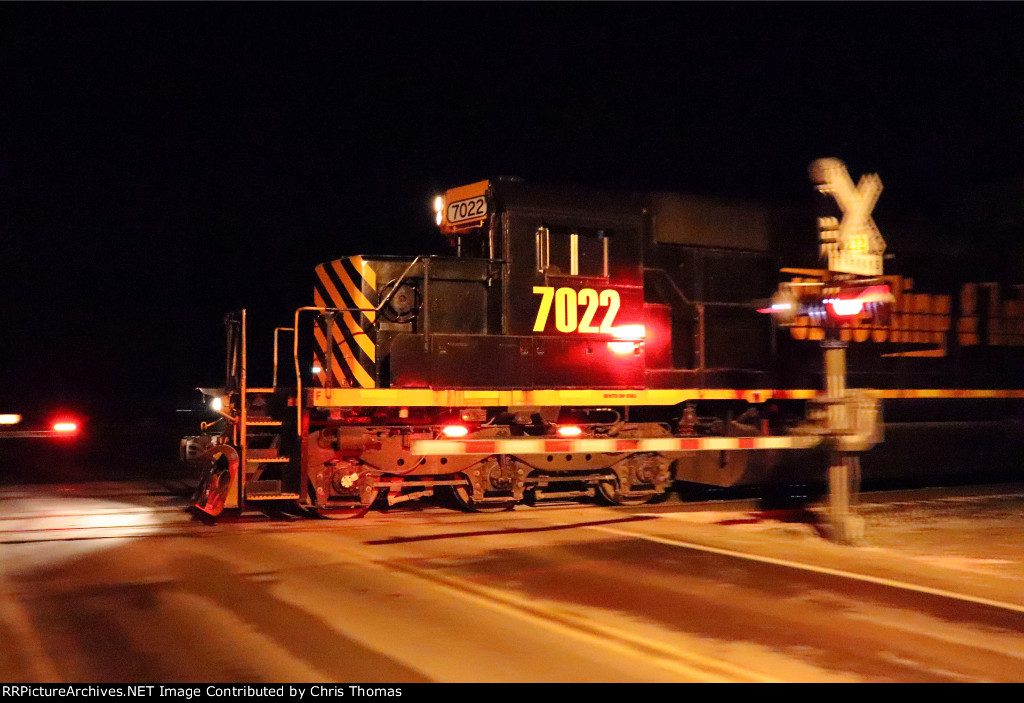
[241,387,299,504]
[222,310,300,511]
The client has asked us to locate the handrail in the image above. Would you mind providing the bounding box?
[643,267,693,306]
[272,327,294,391]
[643,266,755,309]
[239,308,247,511]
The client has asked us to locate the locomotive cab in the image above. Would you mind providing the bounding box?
[312,180,653,391]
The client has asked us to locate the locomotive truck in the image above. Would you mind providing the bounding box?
[183,163,1024,517]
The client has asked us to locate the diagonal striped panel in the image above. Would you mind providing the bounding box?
[327,259,378,326]
[353,255,377,294]
[344,255,378,319]
[313,290,375,388]
[312,278,376,361]
[327,318,376,388]
[313,257,382,389]
[311,318,346,387]
[314,263,376,339]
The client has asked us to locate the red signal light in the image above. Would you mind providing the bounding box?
[825,284,893,320]
[761,281,893,330]
[52,421,78,434]
[826,298,864,318]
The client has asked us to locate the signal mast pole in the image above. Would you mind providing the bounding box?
[822,337,861,543]
[762,159,891,542]
[810,158,887,544]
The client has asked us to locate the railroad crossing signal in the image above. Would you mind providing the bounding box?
[758,158,893,543]
[759,281,893,329]
[810,158,886,276]
[760,159,893,331]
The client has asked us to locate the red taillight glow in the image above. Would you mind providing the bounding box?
[827,298,864,317]
[609,324,644,354]
[52,422,78,433]
[556,425,583,437]
[611,324,645,340]
[826,284,892,319]
[608,341,637,354]
[441,425,469,438]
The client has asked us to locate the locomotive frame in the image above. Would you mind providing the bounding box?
[183,173,1024,518]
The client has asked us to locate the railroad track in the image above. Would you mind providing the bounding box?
[3,481,1023,681]
[1,481,1021,545]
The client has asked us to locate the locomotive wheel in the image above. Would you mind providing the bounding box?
[314,489,383,519]
[596,479,656,507]
[448,485,516,513]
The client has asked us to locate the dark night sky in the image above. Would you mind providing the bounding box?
[1,3,1023,422]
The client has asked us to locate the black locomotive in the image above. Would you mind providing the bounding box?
[183,169,1024,517]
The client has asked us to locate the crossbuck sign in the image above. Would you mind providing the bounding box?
[810,158,886,276]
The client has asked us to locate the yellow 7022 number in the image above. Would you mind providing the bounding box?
[532,286,620,334]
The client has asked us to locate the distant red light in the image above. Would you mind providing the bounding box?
[52,421,78,434]
[441,424,469,438]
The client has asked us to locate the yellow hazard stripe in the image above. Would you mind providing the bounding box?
[313,288,376,362]
[327,323,375,388]
[311,388,819,407]
[332,259,376,324]
[351,255,376,293]
[312,325,347,387]
[876,389,1024,399]
[313,323,373,389]
[309,386,1024,408]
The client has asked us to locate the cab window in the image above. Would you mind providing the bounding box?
[536,225,610,278]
